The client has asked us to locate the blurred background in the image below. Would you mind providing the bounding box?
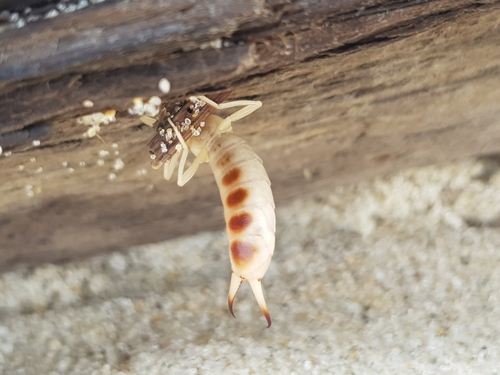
[2,158,500,374]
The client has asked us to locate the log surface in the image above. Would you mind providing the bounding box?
[1,0,500,270]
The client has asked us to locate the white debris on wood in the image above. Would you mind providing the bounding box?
[158,78,171,94]
[78,110,116,138]
[82,100,94,108]
[113,158,124,171]
[127,97,162,117]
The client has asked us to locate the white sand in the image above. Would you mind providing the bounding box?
[1,159,500,374]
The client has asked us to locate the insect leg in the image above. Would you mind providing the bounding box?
[140,115,156,127]
[177,148,209,187]
[167,117,209,186]
[164,151,181,180]
[194,96,262,133]
[167,118,192,186]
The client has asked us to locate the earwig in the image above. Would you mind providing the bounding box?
[144,96,275,327]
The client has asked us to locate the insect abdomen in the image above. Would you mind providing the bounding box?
[207,132,275,280]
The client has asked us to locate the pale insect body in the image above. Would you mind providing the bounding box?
[145,96,275,327]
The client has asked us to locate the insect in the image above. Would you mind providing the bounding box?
[144,95,275,327]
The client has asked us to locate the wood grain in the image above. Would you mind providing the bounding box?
[1,0,500,270]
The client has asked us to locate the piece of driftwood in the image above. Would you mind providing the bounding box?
[1,0,500,270]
